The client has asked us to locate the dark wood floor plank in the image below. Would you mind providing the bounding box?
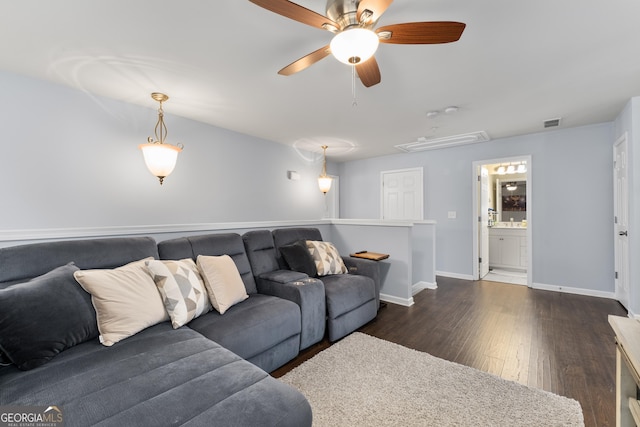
[273,276,627,427]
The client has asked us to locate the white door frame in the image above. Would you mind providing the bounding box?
[472,156,532,285]
[380,167,424,220]
[613,133,630,309]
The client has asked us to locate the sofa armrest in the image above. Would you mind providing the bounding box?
[256,271,326,350]
[258,270,308,284]
[342,256,381,308]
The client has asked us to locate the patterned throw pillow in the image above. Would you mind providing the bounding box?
[305,240,348,276]
[145,259,212,329]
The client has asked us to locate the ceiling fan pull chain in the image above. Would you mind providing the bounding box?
[352,65,358,107]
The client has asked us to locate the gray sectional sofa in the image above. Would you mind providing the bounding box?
[0,227,380,426]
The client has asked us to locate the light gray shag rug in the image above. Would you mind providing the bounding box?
[280,333,584,427]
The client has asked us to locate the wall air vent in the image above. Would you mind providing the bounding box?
[544,117,562,128]
[395,131,490,153]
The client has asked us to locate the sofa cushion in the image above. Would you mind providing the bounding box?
[197,255,249,315]
[320,273,376,319]
[280,241,317,277]
[0,323,312,427]
[73,258,169,346]
[145,259,212,328]
[158,233,259,294]
[0,237,158,287]
[187,294,301,371]
[306,240,348,276]
[0,263,98,370]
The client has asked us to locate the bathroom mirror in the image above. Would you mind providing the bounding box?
[496,179,526,222]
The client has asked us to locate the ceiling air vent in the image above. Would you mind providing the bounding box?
[396,131,490,153]
[544,117,562,128]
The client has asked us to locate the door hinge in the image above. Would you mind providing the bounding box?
[478,175,481,182]
[615,271,619,279]
[478,216,482,222]
[479,257,482,264]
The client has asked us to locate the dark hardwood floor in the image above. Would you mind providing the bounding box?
[272,276,628,427]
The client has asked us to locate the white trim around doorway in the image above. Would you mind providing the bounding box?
[471,155,533,287]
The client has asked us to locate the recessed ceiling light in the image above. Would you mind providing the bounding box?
[444,106,459,114]
[426,111,439,118]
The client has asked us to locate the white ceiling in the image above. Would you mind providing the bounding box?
[2,0,640,161]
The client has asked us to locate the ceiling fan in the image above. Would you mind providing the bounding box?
[249,0,466,87]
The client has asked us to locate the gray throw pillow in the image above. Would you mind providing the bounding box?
[0,263,98,370]
[280,241,317,277]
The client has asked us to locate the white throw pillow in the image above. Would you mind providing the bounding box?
[145,259,212,328]
[73,258,169,346]
[196,255,249,315]
[305,240,348,276]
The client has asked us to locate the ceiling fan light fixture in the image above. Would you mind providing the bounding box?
[330,27,379,65]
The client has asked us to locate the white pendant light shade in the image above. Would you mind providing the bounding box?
[506,164,516,174]
[517,163,527,173]
[330,28,379,65]
[318,176,333,194]
[318,145,332,194]
[496,166,506,175]
[139,143,182,183]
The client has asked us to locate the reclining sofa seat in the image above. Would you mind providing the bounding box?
[157,233,303,373]
[272,227,380,342]
[0,236,311,427]
[242,229,326,350]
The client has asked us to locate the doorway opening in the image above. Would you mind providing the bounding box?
[472,156,532,286]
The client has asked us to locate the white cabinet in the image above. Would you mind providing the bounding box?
[489,228,527,271]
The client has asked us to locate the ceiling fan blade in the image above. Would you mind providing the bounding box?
[356,56,381,87]
[278,45,332,76]
[377,22,466,44]
[357,0,393,24]
[249,0,338,31]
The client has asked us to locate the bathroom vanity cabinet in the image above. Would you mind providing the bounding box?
[489,227,527,271]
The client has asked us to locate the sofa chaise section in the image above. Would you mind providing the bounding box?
[0,323,311,427]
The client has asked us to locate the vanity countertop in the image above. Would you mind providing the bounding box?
[490,224,527,230]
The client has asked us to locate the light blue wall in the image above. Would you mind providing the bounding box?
[338,123,616,294]
[0,71,333,230]
[614,97,640,314]
[0,70,625,297]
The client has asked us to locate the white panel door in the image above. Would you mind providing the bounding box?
[614,134,630,310]
[479,167,490,277]
[381,168,424,220]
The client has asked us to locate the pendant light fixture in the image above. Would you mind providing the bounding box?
[506,182,518,191]
[318,145,333,194]
[139,93,183,185]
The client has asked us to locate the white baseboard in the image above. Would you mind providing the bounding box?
[412,281,437,295]
[531,282,616,300]
[436,271,475,281]
[380,293,414,307]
